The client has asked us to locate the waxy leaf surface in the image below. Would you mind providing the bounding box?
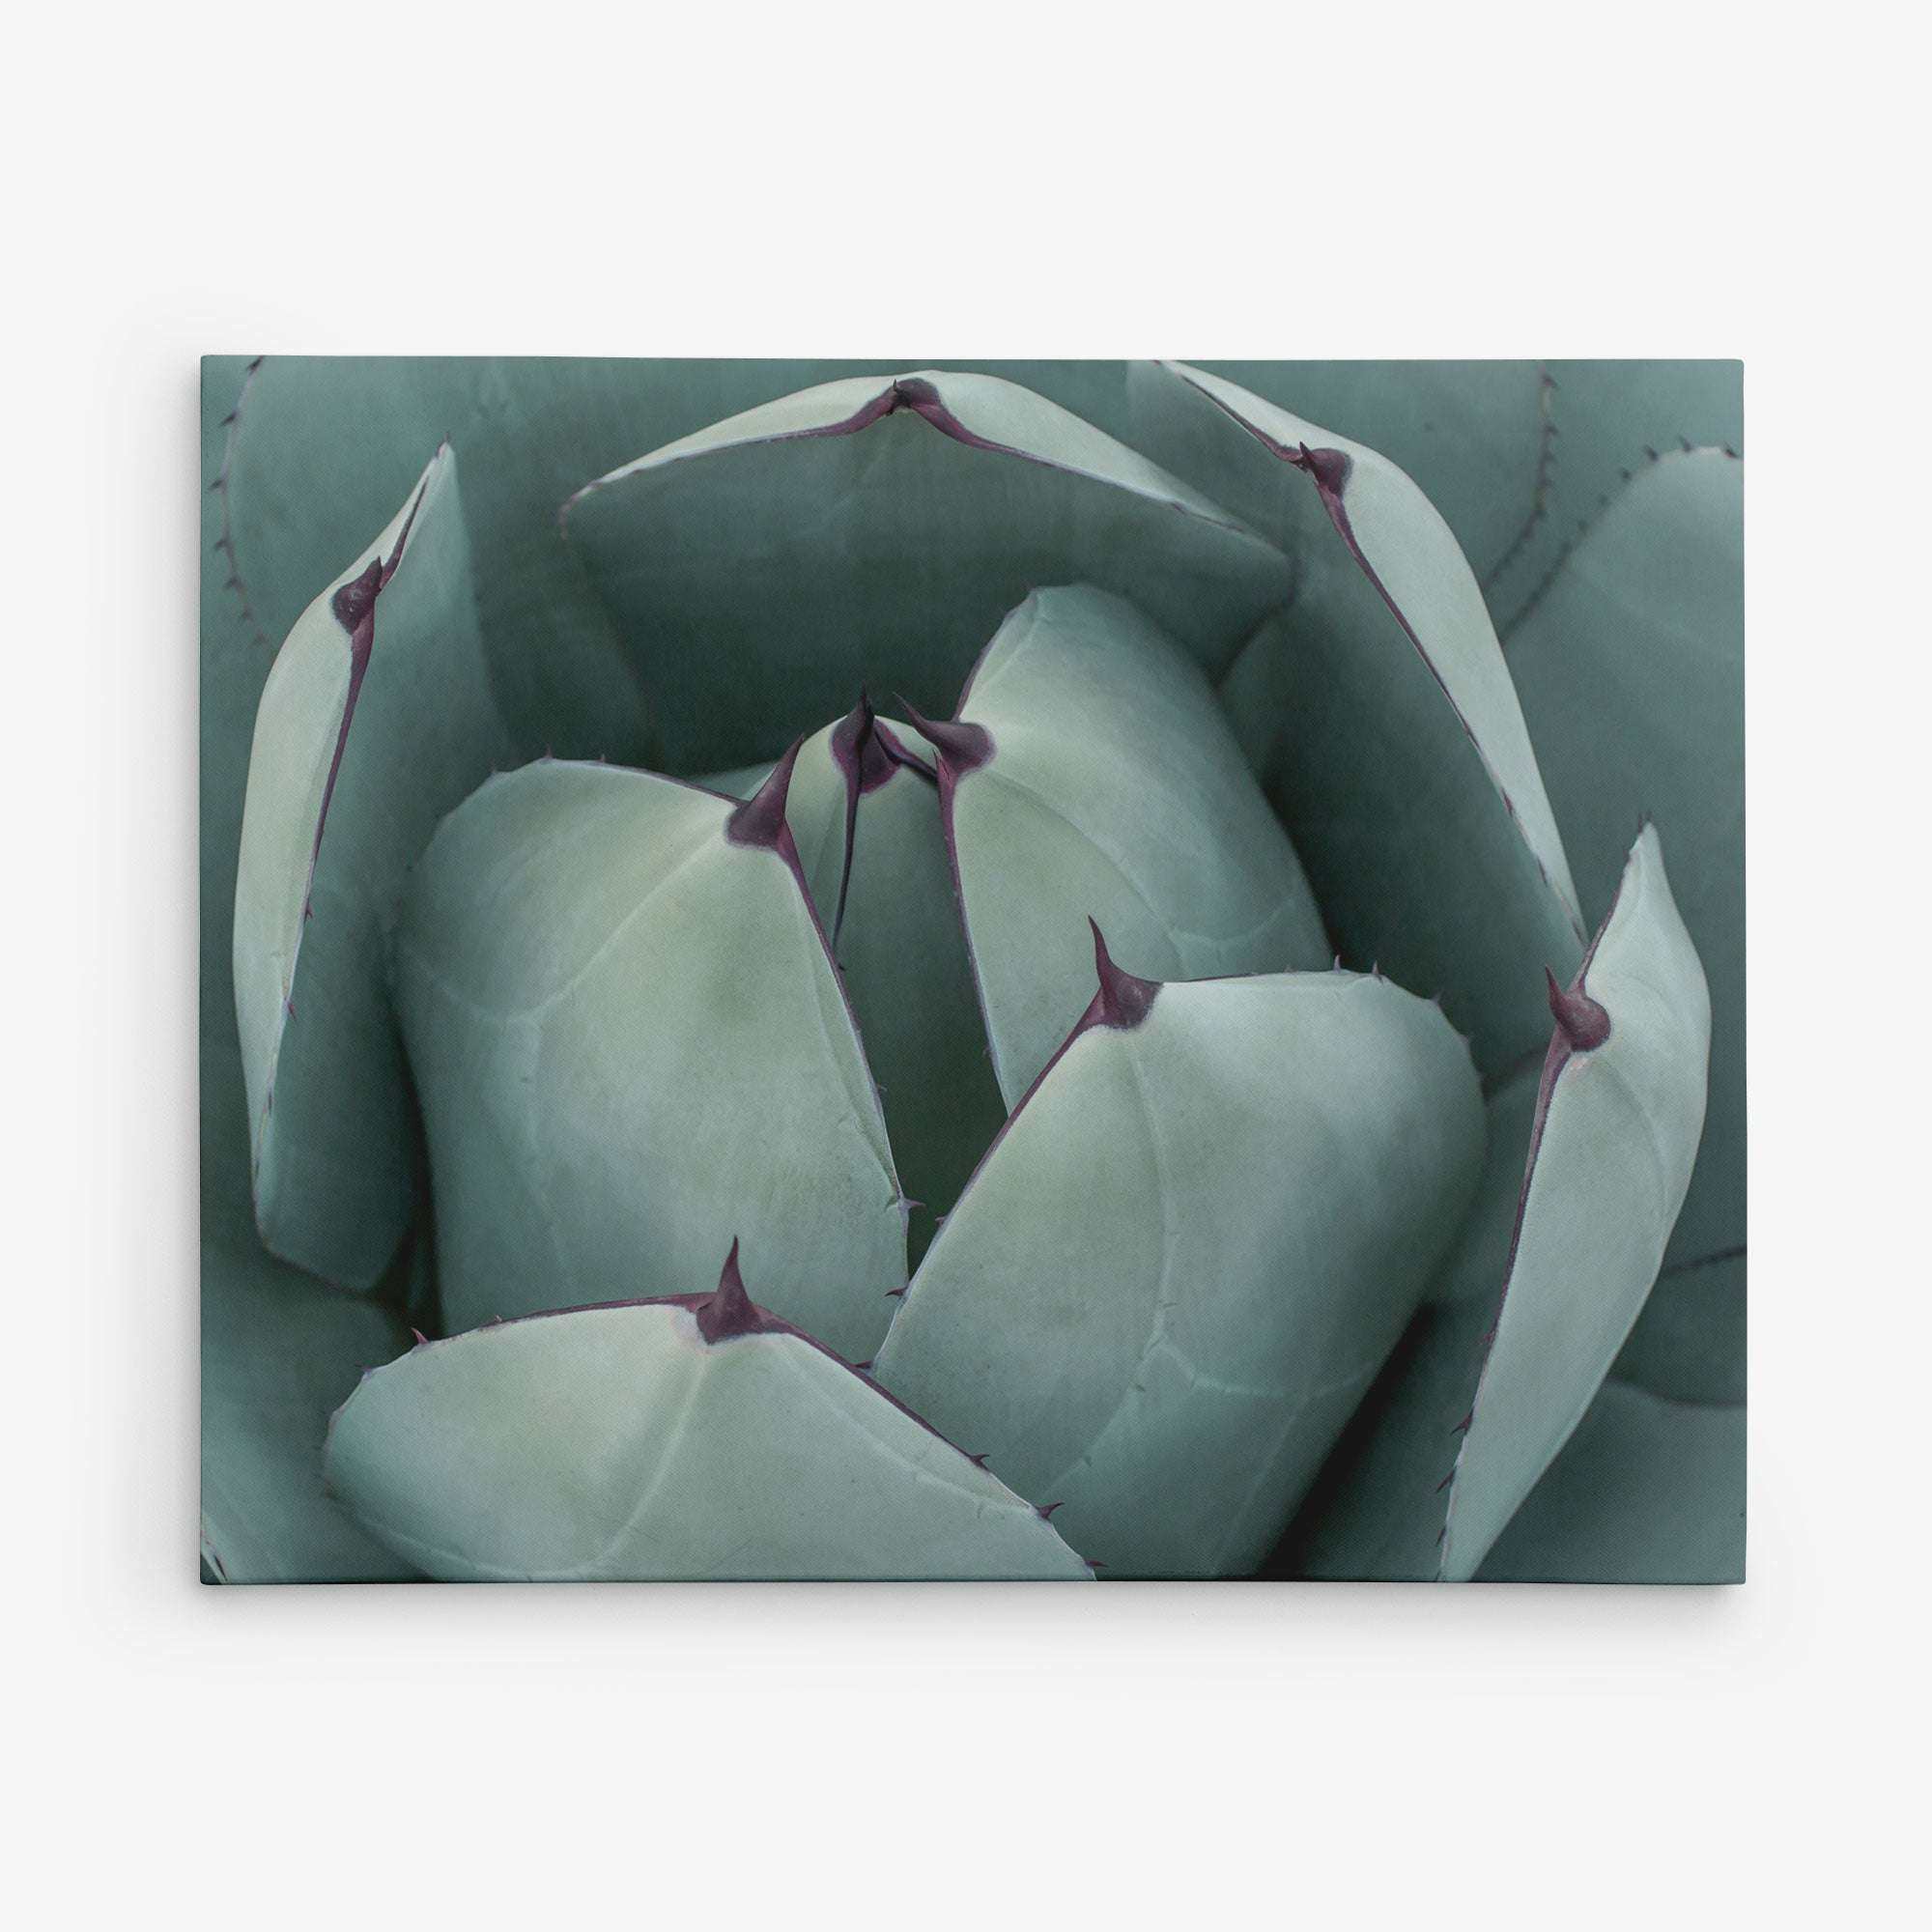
[232,447,509,1287]
[1276,1063,1543,1578]
[939,584,1330,1105]
[326,1283,1092,1582]
[1505,448,1745,1291]
[1190,360,1550,583]
[562,370,1293,772]
[781,710,1006,1258]
[874,963,1483,1577]
[203,356,918,762]
[1129,361,1584,1073]
[394,759,903,1360]
[1439,827,1711,1579]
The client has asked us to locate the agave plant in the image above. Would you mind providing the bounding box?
[201,357,1743,1583]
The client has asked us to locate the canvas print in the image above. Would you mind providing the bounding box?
[199,358,1744,1584]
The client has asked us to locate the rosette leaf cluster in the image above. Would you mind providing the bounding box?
[201,358,1743,1583]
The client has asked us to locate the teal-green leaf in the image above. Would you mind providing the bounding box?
[1188,360,1549,584]
[780,707,1006,1261]
[1429,1063,1546,1308]
[560,370,1293,773]
[1271,1299,1491,1581]
[1274,1061,1543,1578]
[323,1256,1092,1582]
[206,356,901,761]
[1487,361,1742,631]
[393,757,904,1360]
[203,361,895,1234]
[935,584,1330,1106]
[1127,360,1585,1074]
[958,360,1135,444]
[1477,1378,1745,1583]
[205,363,910,1264]
[872,956,1483,1577]
[202,1240,416,1583]
[232,446,510,1288]
[1438,826,1712,1580]
[1502,448,1744,1289]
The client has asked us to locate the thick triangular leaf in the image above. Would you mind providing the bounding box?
[1290,830,1721,1578]
[1127,360,1584,1073]
[1477,1378,1745,1583]
[927,584,1330,1106]
[202,359,887,1241]
[1272,1062,1542,1578]
[560,370,1293,773]
[781,707,1005,1262]
[201,1241,416,1582]
[204,356,449,668]
[205,356,895,761]
[1188,360,1550,583]
[1439,826,1711,1580]
[1179,362,1745,631]
[200,360,1189,1265]
[872,951,1483,1577]
[393,757,904,1361]
[1503,448,1744,1281]
[959,360,1134,443]
[1488,361,1743,630]
[324,1252,1091,1582]
[204,356,1164,785]
[232,446,510,1287]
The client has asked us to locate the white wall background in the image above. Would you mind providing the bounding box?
[7,4,1921,1925]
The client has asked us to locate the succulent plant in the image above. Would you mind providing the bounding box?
[201,357,1743,1583]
